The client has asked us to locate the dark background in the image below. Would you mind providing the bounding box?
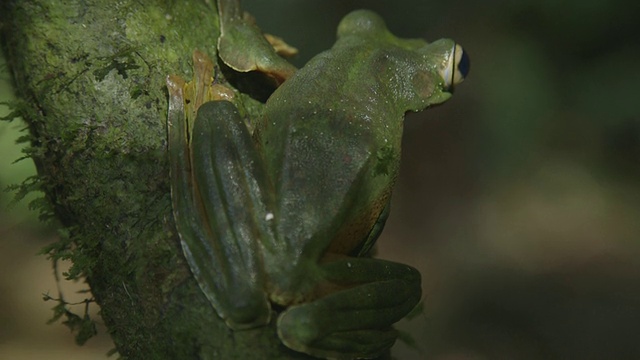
[1,0,639,358]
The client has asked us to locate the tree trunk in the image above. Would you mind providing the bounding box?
[0,0,320,358]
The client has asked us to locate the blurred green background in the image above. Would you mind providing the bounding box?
[1,0,639,359]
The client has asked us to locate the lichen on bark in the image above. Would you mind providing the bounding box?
[0,0,315,358]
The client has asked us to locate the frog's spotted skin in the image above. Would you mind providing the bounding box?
[168,8,467,360]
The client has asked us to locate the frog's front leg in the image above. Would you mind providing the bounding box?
[167,82,275,328]
[217,0,297,84]
[277,258,421,359]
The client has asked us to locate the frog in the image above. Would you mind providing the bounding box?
[166,8,468,360]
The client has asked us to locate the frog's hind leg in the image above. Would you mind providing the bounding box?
[168,81,274,329]
[276,258,421,359]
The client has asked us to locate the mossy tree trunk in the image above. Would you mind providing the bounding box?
[0,0,316,358]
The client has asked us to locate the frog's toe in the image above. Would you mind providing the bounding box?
[221,292,271,330]
[277,304,397,359]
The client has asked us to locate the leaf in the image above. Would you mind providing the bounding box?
[47,301,68,324]
[74,314,98,345]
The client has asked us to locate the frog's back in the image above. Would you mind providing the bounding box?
[256,47,411,268]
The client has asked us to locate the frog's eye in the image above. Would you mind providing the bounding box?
[441,44,470,91]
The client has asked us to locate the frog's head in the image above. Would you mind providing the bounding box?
[403,38,469,109]
[336,10,469,111]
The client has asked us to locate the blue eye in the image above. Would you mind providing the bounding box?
[449,44,469,89]
[456,46,470,80]
[441,44,471,91]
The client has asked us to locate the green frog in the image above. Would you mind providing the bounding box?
[167,7,468,360]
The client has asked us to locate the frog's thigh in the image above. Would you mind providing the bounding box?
[352,201,391,257]
[186,100,273,329]
[276,258,421,359]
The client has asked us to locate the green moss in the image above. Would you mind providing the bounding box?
[1,0,315,358]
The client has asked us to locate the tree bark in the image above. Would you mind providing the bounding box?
[0,0,316,358]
